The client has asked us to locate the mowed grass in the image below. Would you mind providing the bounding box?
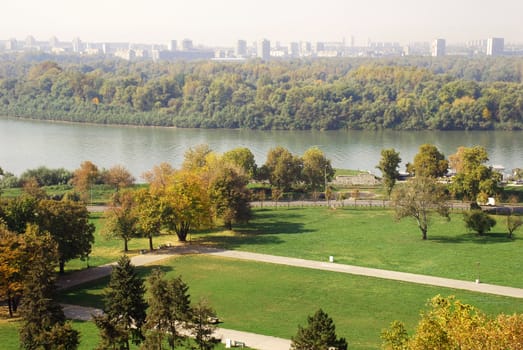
[58,254,523,350]
[196,207,523,288]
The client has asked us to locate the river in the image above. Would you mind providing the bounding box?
[1,117,523,178]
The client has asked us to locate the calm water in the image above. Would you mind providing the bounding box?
[1,117,523,178]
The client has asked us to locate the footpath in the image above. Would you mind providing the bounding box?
[57,245,523,350]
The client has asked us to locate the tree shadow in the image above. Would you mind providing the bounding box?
[429,232,516,244]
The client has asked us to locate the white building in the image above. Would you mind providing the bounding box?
[487,37,504,56]
[431,38,446,56]
[257,38,270,60]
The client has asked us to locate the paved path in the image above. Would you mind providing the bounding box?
[60,303,291,350]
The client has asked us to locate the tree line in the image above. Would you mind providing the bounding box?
[1,55,523,130]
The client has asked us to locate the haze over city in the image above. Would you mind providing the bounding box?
[2,0,523,46]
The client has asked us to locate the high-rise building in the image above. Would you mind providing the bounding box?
[257,38,270,60]
[431,38,446,57]
[289,42,300,57]
[168,40,177,51]
[487,37,504,56]
[5,38,17,51]
[181,39,193,51]
[49,36,59,48]
[25,35,36,48]
[236,39,247,57]
[72,37,82,53]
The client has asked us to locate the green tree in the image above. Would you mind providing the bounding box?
[209,165,252,230]
[507,214,522,239]
[291,308,348,350]
[96,255,147,350]
[264,146,303,191]
[19,225,79,350]
[103,190,140,252]
[0,224,26,317]
[380,320,409,350]
[36,199,95,274]
[182,144,212,171]
[464,210,496,235]
[190,299,219,350]
[376,148,401,197]
[411,144,448,178]
[143,269,192,350]
[222,147,257,179]
[301,147,334,192]
[0,195,38,233]
[391,176,450,240]
[133,188,163,251]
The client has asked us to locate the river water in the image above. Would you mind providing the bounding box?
[1,117,523,178]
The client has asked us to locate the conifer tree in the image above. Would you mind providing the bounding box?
[291,309,347,350]
[95,255,147,350]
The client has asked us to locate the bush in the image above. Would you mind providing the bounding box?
[463,210,496,235]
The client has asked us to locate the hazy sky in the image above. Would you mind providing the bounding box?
[2,0,522,46]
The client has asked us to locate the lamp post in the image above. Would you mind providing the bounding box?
[476,262,480,283]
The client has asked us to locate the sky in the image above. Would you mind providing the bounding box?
[2,0,523,46]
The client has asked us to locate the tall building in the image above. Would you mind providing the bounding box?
[431,38,446,56]
[257,38,270,60]
[289,42,300,58]
[72,37,82,53]
[487,37,504,56]
[181,39,193,51]
[236,39,247,57]
[168,40,177,51]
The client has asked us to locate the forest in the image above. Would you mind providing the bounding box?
[0,53,523,130]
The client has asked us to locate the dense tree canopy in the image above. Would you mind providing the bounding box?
[377,148,401,197]
[2,55,523,131]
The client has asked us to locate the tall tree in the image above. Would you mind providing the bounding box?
[133,188,163,251]
[411,144,448,178]
[103,190,140,252]
[301,147,334,192]
[162,170,212,242]
[376,148,402,198]
[182,144,212,172]
[263,146,303,191]
[19,225,79,350]
[36,199,95,274]
[95,255,147,350]
[190,299,219,350]
[142,162,175,193]
[391,176,450,240]
[222,147,258,179]
[291,308,348,350]
[0,224,26,317]
[103,165,135,192]
[143,269,192,350]
[71,160,99,202]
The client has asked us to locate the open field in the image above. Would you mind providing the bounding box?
[57,254,523,350]
[193,207,523,288]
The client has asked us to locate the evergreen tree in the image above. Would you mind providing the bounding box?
[190,299,219,350]
[143,269,192,350]
[19,225,79,350]
[96,255,147,350]
[291,309,348,350]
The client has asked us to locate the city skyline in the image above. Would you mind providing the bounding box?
[2,0,523,47]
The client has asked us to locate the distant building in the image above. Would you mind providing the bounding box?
[431,38,446,56]
[168,40,177,51]
[181,39,193,51]
[487,37,504,56]
[257,38,270,60]
[288,42,300,57]
[25,35,36,49]
[5,38,18,51]
[236,39,247,57]
[49,36,59,48]
[72,37,82,53]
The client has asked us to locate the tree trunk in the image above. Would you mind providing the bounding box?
[7,295,13,318]
[421,228,427,240]
[59,259,65,274]
[124,239,128,252]
[149,236,153,251]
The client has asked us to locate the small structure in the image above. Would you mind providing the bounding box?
[332,173,381,186]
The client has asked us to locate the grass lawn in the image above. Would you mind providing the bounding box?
[194,207,523,288]
[58,254,523,350]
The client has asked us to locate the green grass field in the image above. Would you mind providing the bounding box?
[191,207,523,288]
[57,254,523,350]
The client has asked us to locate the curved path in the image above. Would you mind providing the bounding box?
[57,245,523,349]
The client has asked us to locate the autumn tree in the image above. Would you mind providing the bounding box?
[133,188,163,251]
[0,224,26,317]
[222,147,258,179]
[291,308,348,350]
[142,162,175,193]
[301,147,334,192]
[391,176,450,240]
[104,164,135,192]
[103,190,140,252]
[463,210,496,235]
[35,199,95,274]
[376,148,401,198]
[263,146,303,191]
[19,225,79,350]
[162,170,212,242]
[95,255,147,350]
[411,144,448,178]
[143,269,192,350]
[71,160,99,202]
[182,144,212,172]
[0,194,38,233]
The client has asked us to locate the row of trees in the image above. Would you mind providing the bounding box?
[1,56,523,130]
